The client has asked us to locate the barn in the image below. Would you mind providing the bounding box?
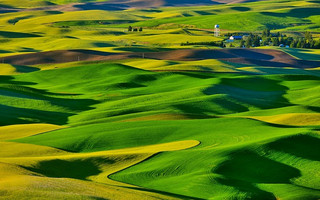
[229,36,243,40]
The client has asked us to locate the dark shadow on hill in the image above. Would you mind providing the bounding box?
[213,150,301,199]
[0,86,75,99]
[54,20,137,27]
[265,134,320,161]
[229,58,320,69]
[0,4,14,8]
[283,49,320,61]
[24,158,113,180]
[204,76,291,110]
[98,30,126,36]
[115,47,173,52]
[140,9,162,13]
[1,49,123,65]
[220,58,291,68]
[175,72,216,79]
[0,75,12,82]
[64,36,78,39]
[0,50,12,53]
[0,75,36,85]
[73,0,222,10]
[278,74,320,81]
[145,49,278,61]
[307,105,320,113]
[93,42,116,47]
[226,49,275,60]
[117,185,205,200]
[194,10,213,15]
[0,104,72,126]
[3,89,96,106]
[250,67,306,75]
[0,8,19,14]
[174,97,249,115]
[70,49,117,56]
[44,10,63,15]
[0,31,41,38]
[18,47,40,53]
[231,6,251,11]
[217,177,276,199]
[261,8,320,18]
[164,0,221,6]
[295,60,320,69]
[73,2,130,11]
[107,82,145,90]
[0,76,100,125]
[8,15,33,25]
[188,50,237,59]
[264,23,288,30]
[13,65,40,73]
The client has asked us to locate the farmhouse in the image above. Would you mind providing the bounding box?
[229,36,242,40]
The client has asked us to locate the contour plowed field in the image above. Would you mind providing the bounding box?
[3,48,319,68]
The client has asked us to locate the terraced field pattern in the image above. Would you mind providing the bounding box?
[0,0,320,199]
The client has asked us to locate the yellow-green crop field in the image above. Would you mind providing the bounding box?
[0,0,320,199]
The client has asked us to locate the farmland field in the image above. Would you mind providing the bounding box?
[0,0,319,199]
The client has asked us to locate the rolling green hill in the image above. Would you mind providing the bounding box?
[0,0,320,199]
[0,0,318,57]
[0,59,318,199]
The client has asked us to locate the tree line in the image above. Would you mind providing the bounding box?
[239,29,320,49]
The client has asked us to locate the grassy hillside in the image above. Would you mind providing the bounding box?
[0,0,318,57]
[0,58,317,199]
[0,0,110,8]
[0,0,320,199]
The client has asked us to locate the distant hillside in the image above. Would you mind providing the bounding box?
[0,0,268,9]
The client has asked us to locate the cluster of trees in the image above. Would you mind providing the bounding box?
[128,26,143,32]
[239,29,320,49]
[240,34,261,48]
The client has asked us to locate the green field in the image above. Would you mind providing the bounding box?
[0,0,318,57]
[0,0,320,199]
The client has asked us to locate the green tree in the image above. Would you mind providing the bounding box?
[240,39,245,48]
[296,40,302,48]
[271,37,279,46]
[262,28,270,37]
[245,36,253,48]
[310,40,315,48]
[280,36,285,45]
[305,31,312,43]
[315,40,320,49]
[253,35,260,47]
[287,37,293,46]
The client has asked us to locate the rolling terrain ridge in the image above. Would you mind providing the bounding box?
[0,0,319,199]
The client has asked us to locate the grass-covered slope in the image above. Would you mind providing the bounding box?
[0,0,319,57]
[0,123,197,200]
[0,0,320,199]
[127,0,320,32]
[0,0,266,9]
[0,60,317,199]
[15,118,319,199]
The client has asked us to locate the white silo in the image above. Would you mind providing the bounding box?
[214,24,220,37]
